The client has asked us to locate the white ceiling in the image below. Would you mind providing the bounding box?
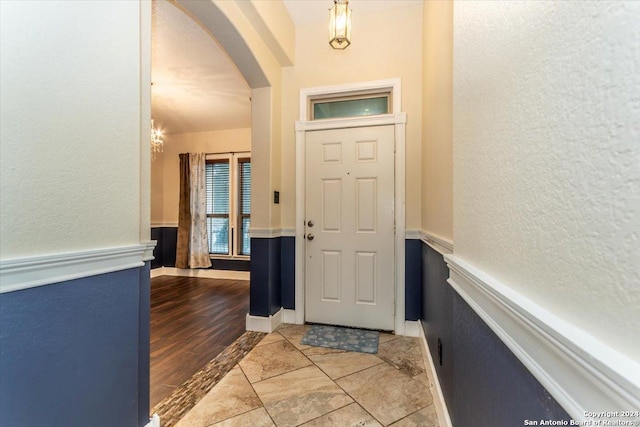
[151,0,251,135]
[151,0,423,135]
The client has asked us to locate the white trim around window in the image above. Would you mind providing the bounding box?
[205,152,251,259]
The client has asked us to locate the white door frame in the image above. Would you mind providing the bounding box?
[294,78,407,335]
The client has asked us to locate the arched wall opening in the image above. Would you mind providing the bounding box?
[171,0,283,322]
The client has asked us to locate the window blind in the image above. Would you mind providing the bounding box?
[206,161,230,254]
[238,160,251,255]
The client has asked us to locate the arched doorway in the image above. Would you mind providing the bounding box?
[146,0,280,417]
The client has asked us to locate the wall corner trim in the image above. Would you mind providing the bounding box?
[142,240,157,262]
[405,229,421,240]
[281,228,296,237]
[282,309,297,324]
[445,255,640,421]
[249,228,283,238]
[151,222,178,228]
[145,414,160,427]
[246,308,283,333]
[418,323,454,427]
[404,320,421,337]
[0,244,149,294]
[420,230,453,255]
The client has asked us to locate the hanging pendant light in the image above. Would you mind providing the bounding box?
[329,0,351,50]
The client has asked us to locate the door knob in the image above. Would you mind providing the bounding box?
[307,233,314,241]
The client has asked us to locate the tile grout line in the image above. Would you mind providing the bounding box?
[200,328,436,427]
[328,341,434,426]
[248,361,314,386]
[277,327,362,426]
[387,402,437,427]
[328,362,389,426]
[327,359,386,382]
[278,326,397,426]
[237,365,278,427]
[262,327,380,426]
[294,401,361,426]
[242,330,315,426]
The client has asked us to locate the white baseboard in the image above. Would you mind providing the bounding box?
[150,268,164,279]
[404,320,421,337]
[0,244,150,294]
[144,413,160,427]
[418,323,453,427]
[246,308,283,333]
[150,267,249,281]
[445,255,640,422]
[283,309,297,324]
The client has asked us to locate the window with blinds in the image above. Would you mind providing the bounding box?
[206,160,230,255]
[238,159,251,256]
[205,153,251,257]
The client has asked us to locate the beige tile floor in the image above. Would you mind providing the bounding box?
[175,324,440,427]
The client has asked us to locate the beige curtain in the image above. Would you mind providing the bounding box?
[188,153,212,268]
[175,153,191,269]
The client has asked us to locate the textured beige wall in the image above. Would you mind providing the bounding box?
[454,2,640,360]
[421,1,453,243]
[280,4,424,231]
[238,0,295,66]
[1,1,145,257]
[153,128,251,225]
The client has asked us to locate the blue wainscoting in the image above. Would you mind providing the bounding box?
[405,239,422,321]
[0,266,149,427]
[151,227,249,271]
[151,226,176,269]
[151,227,164,269]
[420,243,570,426]
[137,263,151,426]
[450,289,570,426]
[276,238,422,320]
[250,237,281,317]
[280,237,296,310]
[421,242,454,405]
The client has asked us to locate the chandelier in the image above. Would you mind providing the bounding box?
[329,0,351,50]
[150,119,164,160]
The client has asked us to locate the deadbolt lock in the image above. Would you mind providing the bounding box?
[307,220,314,227]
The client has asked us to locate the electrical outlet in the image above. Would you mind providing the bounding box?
[437,338,443,366]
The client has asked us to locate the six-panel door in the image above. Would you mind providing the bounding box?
[305,125,395,330]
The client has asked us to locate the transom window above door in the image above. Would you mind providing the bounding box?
[310,90,391,120]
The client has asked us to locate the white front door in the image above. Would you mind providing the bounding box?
[305,125,395,330]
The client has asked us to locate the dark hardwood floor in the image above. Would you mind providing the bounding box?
[150,275,249,408]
